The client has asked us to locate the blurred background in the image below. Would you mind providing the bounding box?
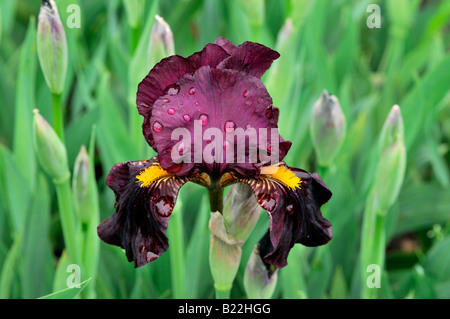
[0,0,449,299]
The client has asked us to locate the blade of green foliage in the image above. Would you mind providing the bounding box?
[39,278,91,299]
[0,145,30,236]
[21,173,54,298]
[12,16,37,191]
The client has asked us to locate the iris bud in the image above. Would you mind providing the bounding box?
[209,211,243,294]
[223,183,260,242]
[73,146,95,224]
[244,244,278,299]
[209,183,261,296]
[37,0,68,94]
[33,109,70,183]
[372,105,406,212]
[149,15,174,67]
[310,90,346,166]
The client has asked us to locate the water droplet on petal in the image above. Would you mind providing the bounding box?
[168,108,175,115]
[189,87,196,95]
[245,99,253,106]
[224,120,236,133]
[183,114,191,121]
[162,98,170,103]
[179,102,183,106]
[243,90,249,98]
[199,113,209,126]
[152,121,163,132]
[257,193,276,211]
[195,101,199,106]
[155,196,174,217]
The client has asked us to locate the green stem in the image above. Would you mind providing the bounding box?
[215,287,231,299]
[361,193,387,299]
[208,186,233,299]
[208,187,224,213]
[167,201,186,299]
[54,177,81,267]
[51,92,64,142]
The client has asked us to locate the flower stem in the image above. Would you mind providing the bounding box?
[208,187,224,213]
[215,287,231,299]
[54,176,81,266]
[51,92,64,142]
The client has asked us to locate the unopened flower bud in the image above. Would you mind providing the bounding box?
[372,105,406,212]
[149,15,174,67]
[310,90,346,166]
[223,183,260,242]
[33,109,70,183]
[244,232,277,299]
[209,211,243,294]
[73,145,95,224]
[37,0,68,94]
[244,234,278,299]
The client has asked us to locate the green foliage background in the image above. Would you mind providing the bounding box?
[0,0,449,299]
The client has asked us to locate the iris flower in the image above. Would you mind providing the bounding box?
[97,38,332,268]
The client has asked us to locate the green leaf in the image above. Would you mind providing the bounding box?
[12,16,37,191]
[329,265,348,299]
[394,184,450,236]
[0,145,31,235]
[0,231,22,299]
[422,237,450,282]
[401,55,450,149]
[39,278,91,299]
[21,173,55,298]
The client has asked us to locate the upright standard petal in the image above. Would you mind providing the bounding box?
[217,41,280,78]
[97,157,188,267]
[235,164,332,268]
[137,44,230,149]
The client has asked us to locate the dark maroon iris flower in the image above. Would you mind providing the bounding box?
[97,38,332,268]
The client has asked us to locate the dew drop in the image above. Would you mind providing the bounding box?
[242,90,249,98]
[152,121,163,132]
[195,101,199,106]
[179,102,183,106]
[162,98,170,103]
[199,113,209,126]
[224,120,236,133]
[189,87,196,95]
[167,108,175,115]
[183,114,191,122]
